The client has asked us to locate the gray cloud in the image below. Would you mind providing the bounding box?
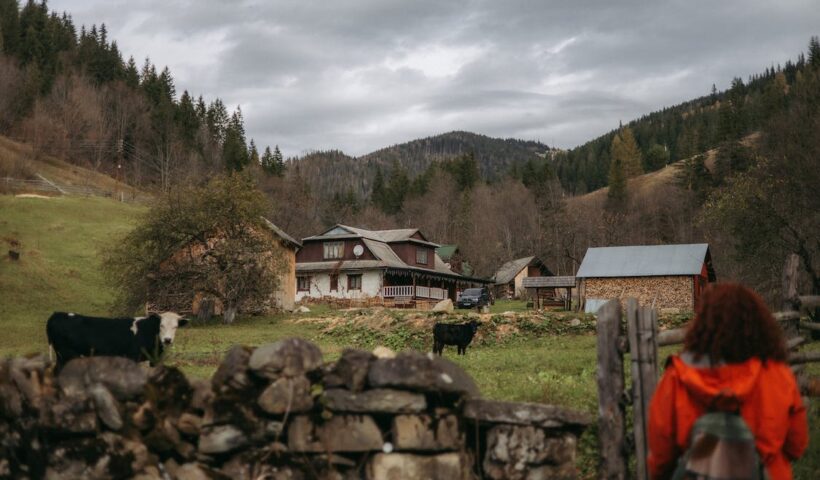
[52,0,820,157]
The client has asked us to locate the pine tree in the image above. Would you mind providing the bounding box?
[606,156,627,210]
[207,99,229,144]
[248,139,259,166]
[272,145,284,176]
[644,144,669,171]
[371,166,386,208]
[260,146,275,174]
[222,108,249,171]
[176,90,199,145]
[809,36,820,68]
[124,56,139,88]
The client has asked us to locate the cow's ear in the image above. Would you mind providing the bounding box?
[178,318,189,327]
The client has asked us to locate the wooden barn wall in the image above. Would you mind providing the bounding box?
[584,276,694,312]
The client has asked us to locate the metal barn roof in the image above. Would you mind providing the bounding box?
[576,244,712,279]
[522,276,576,288]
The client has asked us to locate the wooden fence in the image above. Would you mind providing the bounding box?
[596,255,820,480]
[1,175,148,203]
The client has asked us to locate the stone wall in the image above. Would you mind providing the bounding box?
[0,339,589,480]
[583,275,694,312]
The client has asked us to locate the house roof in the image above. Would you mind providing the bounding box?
[494,256,546,285]
[436,244,459,262]
[302,224,439,247]
[296,224,479,280]
[262,218,301,250]
[575,243,714,279]
[522,276,576,288]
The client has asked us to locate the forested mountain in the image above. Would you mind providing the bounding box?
[0,0,281,189]
[555,38,820,194]
[289,131,552,199]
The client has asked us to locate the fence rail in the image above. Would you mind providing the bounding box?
[381,285,447,300]
[2,176,148,203]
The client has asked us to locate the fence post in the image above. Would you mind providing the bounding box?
[597,299,627,479]
[626,299,659,480]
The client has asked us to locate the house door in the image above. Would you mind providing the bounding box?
[330,274,338,291]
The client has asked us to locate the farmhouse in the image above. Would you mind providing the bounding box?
[157,218,300,314]
[492,256,553,299]
[296,225,488,305]
[576,243,716,313]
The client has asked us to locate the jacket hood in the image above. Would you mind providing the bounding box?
[669,353,763,407]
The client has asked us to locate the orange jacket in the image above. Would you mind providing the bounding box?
[648,354,808,480]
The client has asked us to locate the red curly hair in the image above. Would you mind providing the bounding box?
[684,283,787,363]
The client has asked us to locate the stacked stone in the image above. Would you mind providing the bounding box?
[463,399,590,480]
[0,338,590,480]
[0,354,213,479]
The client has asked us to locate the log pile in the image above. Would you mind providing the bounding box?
[0,339,589,479]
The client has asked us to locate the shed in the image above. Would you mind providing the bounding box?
[522,276,577,310]
[576,243,715,313]
[493,256,553,299]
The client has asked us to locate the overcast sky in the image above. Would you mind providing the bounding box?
[52,0,819,158]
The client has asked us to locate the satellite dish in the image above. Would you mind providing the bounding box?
[353,245,364,258]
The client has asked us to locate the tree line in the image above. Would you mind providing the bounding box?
[555,37,820,195]
[0,0,285,189]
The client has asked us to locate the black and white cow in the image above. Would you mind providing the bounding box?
[46,311,188,369]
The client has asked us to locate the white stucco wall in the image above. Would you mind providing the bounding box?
[513,268,528,299]
[296,270,383,302]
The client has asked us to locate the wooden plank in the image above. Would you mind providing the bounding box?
[799,296,820,310]
[626,300,660,480]
[657,327,686,347]
[789,351,820,365]
[787,337,807,350]
[596,299,627,480]
[774,311,802,321]
[799,321,820,332]
[782,254,801,312]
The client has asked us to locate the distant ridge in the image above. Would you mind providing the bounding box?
[291,131,552,197]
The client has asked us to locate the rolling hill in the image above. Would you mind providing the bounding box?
[290,131,553,198]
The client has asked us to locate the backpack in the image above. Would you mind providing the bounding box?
[672,395,769,480]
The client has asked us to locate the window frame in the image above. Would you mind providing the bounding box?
[347,274,363,290]
[297,275,311,292]
[415,247,428,265]
[323,241,344,260]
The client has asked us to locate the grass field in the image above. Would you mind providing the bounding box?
[0,194,816,478]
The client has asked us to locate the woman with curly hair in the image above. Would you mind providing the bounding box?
[648,283,808,480]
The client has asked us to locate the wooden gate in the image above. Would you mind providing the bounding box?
[595,254,820,480]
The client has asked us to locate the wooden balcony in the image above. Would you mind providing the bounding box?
[381,285,447,300]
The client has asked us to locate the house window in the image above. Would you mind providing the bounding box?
[324,241,344,259]
[416,247,428,265]
[348,274,362,290]
[330,274,338,291]
[297,276,311,292]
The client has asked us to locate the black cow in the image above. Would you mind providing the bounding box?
[433,320,479,355]
[47,311,188,369]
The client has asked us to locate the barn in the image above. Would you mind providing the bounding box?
[576,243,715,313]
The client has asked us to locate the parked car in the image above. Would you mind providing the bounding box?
[457,288,491,309]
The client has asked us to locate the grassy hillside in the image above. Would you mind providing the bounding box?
[0,135,143,197]
[0,195,143,354]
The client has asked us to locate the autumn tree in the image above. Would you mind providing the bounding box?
[610,126,643,178]
[105,173,284,323]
